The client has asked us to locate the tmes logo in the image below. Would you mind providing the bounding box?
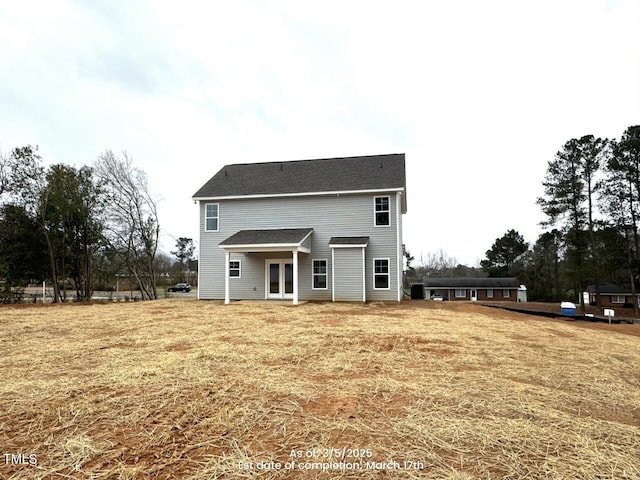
[3,453,37,466]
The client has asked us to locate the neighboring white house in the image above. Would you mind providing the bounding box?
[192,154,407,304]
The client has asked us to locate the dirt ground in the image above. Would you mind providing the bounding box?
[1,300,639,479]
[480,301,640,336]
[491,299,640,319]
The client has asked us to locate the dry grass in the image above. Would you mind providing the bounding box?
[1,300,639,479]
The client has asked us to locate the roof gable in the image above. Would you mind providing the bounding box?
[193,154,406,202]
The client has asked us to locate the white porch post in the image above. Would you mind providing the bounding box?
[224,250,230,304]
[293,250,299,305]
[331,248,335,302]
[396,191,403,302]
[362,246,366,302]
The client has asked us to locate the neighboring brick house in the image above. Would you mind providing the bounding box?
[192,154,407,304]
[586,284,639,308]
[424,277,526,302]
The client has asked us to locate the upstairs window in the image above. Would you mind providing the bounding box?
[205,203,219,231]
[374,196,390,226]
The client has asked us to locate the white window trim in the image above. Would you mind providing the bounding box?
[455,289,466,298]
[205,203,219,232]
[486,289,494,298]
[229,260,241,278]
[502,289,510,298]
[373,195,391,227]
[611,295,625,304]
[312,259,328,290]
[373,258,390,290]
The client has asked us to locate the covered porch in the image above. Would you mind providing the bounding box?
[219,228,313,305]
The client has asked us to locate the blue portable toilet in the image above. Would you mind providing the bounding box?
[561,302,576,316]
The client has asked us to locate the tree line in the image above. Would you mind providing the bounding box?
[534,125,640,310]
[0,147,161,302]
[409,125,640,311]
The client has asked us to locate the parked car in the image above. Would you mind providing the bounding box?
[167,283,191,293]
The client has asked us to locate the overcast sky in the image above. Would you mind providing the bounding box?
[1,0,638,266]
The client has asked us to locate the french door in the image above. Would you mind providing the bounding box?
[267,260,294,299]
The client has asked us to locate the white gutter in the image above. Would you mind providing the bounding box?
[193,187,405,203]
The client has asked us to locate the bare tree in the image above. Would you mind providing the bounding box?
[422,249,458,273]
[0,150,9,197]
[414,249,459,279]
[94,151,160,300]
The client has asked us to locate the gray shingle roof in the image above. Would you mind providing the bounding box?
[586,284,635,294]
[220,228,313,246]
[193,154,406,206]
[329,236,370,246]
[423,277,521,288]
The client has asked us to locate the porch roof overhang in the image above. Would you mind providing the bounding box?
[219,228,313,253]
[328,236,369,248]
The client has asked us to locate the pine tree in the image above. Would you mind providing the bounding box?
[537,135,608,310]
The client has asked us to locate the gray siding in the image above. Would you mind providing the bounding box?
[228,253,267,300]
[333,248,364,302]
[198,192,402,301]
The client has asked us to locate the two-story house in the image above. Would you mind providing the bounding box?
[192,153,407,304]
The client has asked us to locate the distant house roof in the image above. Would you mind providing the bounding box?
[220,228,313,247]
[329,236,369,247]
[192,153,407,211]
[586,284,637,295]
[423,277,521,289]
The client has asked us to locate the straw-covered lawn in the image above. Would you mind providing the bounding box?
[1,300,639,479]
